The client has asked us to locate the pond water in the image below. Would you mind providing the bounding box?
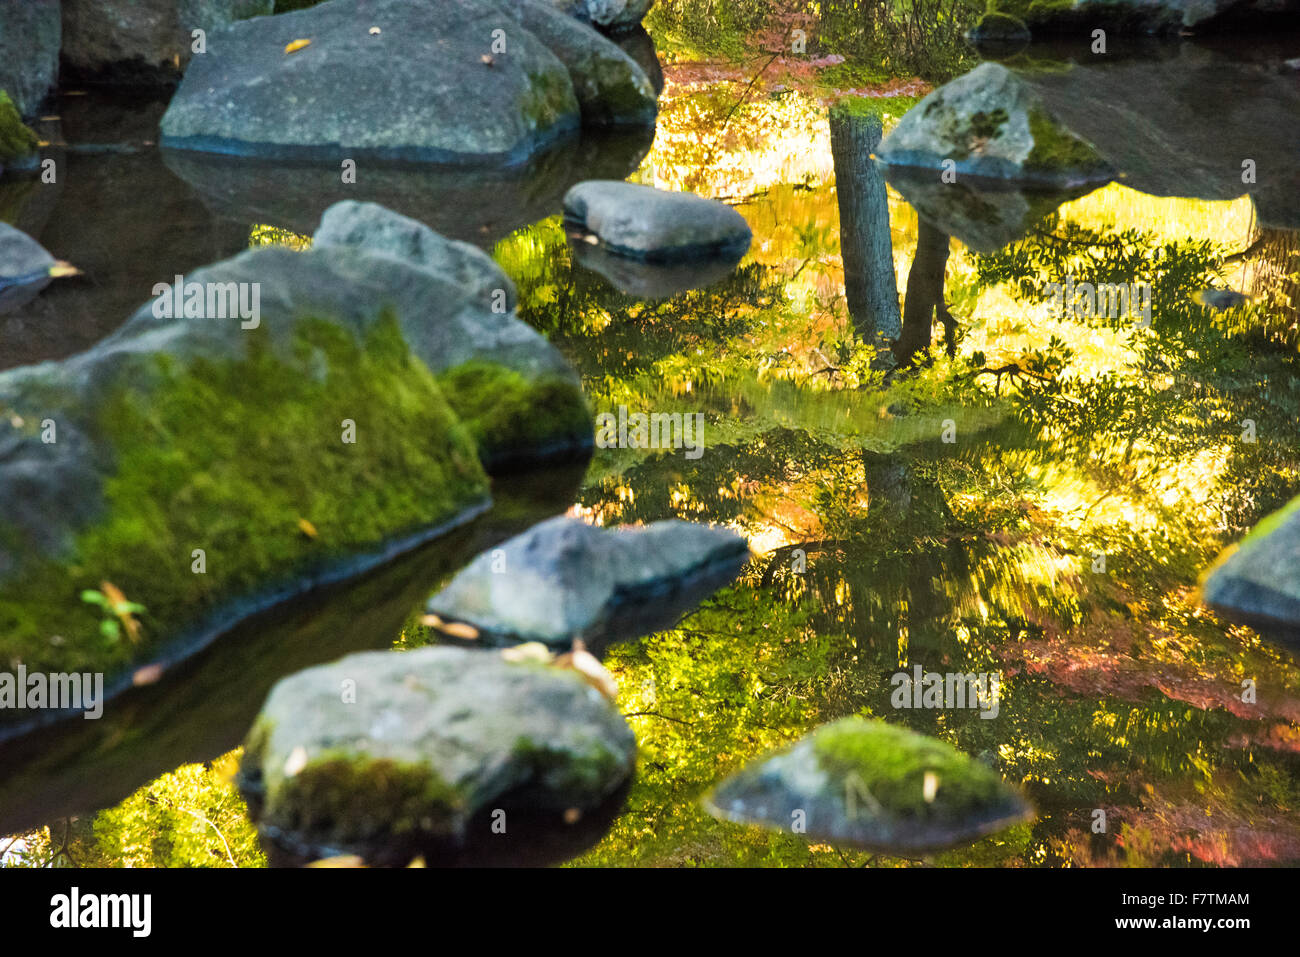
[3,31,1300,867]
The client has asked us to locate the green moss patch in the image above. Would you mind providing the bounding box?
[0,91,38,165]
[813,718,1012,824]
[437,359,591,467]
[263,751,466,842]
[0,312,489,686]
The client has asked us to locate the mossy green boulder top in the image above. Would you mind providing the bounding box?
[563,180,754,262]
[0,91,39,171]
[704,717,1033,853]
[0,202,590,730]
[238,645,636,863]
[159,0,656,164]
[876,62,1114,189]
[424,515,751,649]
[311,200,593,469]
[1201,493,1300,642]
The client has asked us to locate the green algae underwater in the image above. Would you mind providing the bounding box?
[4,16,1300,869]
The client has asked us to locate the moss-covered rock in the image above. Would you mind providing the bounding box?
[160,0,657,164]
[0,281,491,732]
[504,0,658,128]
[0,91,38,170]
[704,717,1033,853]
[310,201,593,470]
[876,62,1114,189]
[238,645,636,863]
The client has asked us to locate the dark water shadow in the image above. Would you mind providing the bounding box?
[162,127,656,251]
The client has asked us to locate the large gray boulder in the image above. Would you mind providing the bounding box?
[549,0,655,32]
[563,180,754,262]
[160,0,655,164]
[0,0,60,116]
[238,645,636,863]
[876,62,1114,189]
[425,515,751,649]
[1201,495,1300,643]
[705,717,1034,854]
[61,0,273,82]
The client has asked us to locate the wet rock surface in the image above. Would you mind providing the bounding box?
[563,180,754,262]
[238,645,636,865]
[876,62,1115,188]
[160,0,656,164]
[425,515,751,649]
[705,717,1034,854]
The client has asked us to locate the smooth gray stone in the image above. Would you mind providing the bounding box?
[239,645,636,863]
[426,515,751,648]
[563,180,754,262]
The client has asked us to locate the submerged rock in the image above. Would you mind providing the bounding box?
[425,515,751,649]
[160,0,656,164]
[0,223,76,313]
[238,645,635,864]
[704,717,1034,854]
[1201,495,1300,642]
[563,180,753,262]
[967,10,1032,45]
[0,0,60,117]
[61,0,274,83]
[876,62,1114,189]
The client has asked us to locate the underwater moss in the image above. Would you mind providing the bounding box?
[813,718,1011,823]
[0,312,489,690]
[436,359,591,467]
[0,92,38,165]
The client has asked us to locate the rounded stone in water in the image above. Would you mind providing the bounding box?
[238,645,636,864]
[704,717,1033,854]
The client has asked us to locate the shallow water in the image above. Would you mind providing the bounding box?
[3,33,1300,867]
